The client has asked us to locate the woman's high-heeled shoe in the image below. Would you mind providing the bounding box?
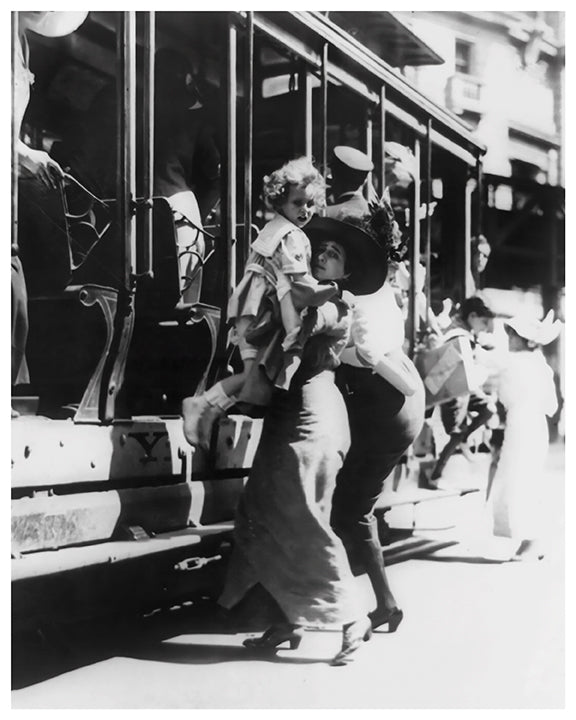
[243,624,304,651]
[511,540,544,562]
[369,607,404,633]
[330,616,372,666]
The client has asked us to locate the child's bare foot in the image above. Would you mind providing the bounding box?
[182,396,210,447]
[197,405,225,451]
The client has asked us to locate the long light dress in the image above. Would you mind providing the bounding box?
[488,350,557,543]
[219,298,364,627]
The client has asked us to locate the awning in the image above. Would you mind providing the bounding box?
[325,11,445,67]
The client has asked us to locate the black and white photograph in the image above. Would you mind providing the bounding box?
[9,5,567,711]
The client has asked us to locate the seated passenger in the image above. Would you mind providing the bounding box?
[55,47,221,302]
[154,48,221,302]
[381,141,418,201]
[468,234,492,299]
[12,11,88,416]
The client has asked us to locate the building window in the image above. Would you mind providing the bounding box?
[455,39,474,75]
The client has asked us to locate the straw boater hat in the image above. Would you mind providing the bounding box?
[22,11,88,38]
[384,141,417,181]
[505,310,562,346]
[306,216,388,296]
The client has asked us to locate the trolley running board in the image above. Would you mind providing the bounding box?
[12,524,234,582]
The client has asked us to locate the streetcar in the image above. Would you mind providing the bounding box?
[12,10,487,632]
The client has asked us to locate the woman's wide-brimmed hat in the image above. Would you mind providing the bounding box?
[306,216,388,296]
[22,11,88,38]
[505,310,562,346]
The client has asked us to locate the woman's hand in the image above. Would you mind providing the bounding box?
[340,289,356,307]
[18,141,63,190]
[370,349,420,396]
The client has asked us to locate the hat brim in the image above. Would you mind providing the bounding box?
[28,11,88,38]
[332,146,374,173]
[504,316,562,345]
[306,217,388,296]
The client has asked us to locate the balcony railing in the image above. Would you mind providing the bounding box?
[447,74,484,115]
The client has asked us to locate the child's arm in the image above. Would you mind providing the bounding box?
[277,272,349,344]
[288,273,339,309]
[279,230,338,309]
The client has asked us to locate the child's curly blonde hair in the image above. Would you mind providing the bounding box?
[262,157,326,211]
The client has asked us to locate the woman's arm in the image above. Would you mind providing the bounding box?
[368,351,419,396]
[352,301,419,396]
[18,140,63,190]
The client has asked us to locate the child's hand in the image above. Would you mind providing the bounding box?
[341,289,356,307]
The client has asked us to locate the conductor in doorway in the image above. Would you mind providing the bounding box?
[325,146,373,220]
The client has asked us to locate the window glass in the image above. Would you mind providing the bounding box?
[455,40,473,75]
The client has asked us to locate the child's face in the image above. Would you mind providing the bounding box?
[312,240,348,282]
[279,185,317,228]
[467,313,494,336]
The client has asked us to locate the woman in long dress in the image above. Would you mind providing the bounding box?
[487,313,561,560]
[219,218,388,665]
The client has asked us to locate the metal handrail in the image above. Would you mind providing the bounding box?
[141,10,155,280]
[12,13,19,254]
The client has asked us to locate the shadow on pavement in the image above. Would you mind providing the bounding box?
[419,554,510,564]
[124,638,327,666]
[12,586,318,689]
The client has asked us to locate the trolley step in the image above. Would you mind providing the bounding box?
[11,524,234,581]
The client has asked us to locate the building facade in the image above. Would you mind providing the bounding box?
[397,10,565,299]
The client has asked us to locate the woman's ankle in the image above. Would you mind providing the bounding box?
[515,539,541,556]
[373,602,398,615]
